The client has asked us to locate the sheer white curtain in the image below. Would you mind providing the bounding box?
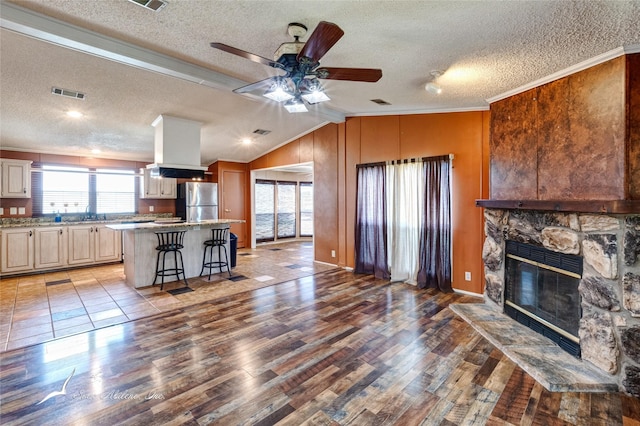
[386,161,424,284]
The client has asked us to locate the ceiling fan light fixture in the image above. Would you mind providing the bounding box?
[263,78,294,102]
[300,79,330,104]
[284,96,308,113]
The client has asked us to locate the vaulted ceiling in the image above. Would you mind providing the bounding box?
[1,0,639,165]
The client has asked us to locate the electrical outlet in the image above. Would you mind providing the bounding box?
[10,207,17,215]
[331,250,336,258]
[18,207,25,215]
[149,206,154,212]
[465,271,472,281]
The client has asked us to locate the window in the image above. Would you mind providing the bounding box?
[96,169,135,213]
[37,165,135,215]
[41,166,89,214]
[254,178,313,242]
[277,181,297,238]
[255,180,275,241]
[299,182,313,237]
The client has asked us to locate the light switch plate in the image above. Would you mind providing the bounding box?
[18,207,25,215]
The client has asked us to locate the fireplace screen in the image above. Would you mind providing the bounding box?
[504,241,582,356]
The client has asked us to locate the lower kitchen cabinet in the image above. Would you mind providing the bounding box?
[94,225,122,263]
[68,225,95,265]
[0,224,122,275]
[34,227,66,270]
[68,224,121,266]
[1,228,34,274]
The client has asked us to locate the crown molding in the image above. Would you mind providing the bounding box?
[487,44,640,104]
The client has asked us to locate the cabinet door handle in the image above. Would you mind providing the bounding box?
[29,230,32,237]
[59,229,63,235]
[23,188,26,193]
[95,227,98,233]
[225,209,230,213]
[90,227,93,233]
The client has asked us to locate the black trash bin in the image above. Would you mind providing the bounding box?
[229,233,237,268]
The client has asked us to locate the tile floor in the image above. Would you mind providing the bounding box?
[0,241,336,352]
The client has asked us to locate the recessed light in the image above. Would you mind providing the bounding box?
[241,138,252,145]
[66,111,83,118]
[91,149,101,154]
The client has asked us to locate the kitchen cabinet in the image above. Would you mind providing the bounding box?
[94,225,122,263]
[34,227,66,270]
[139,169,177,199]
[1,228,34,274]
[68,224,121,265]
[68,225,94,265]
[0,224,122,276]
[1,159,32,198]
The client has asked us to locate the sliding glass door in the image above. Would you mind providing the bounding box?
[255,180,275,242]
[300,182,313,237]
[254,179,313,242]
[276,181,297,238]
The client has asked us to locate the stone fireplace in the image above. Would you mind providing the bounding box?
[481,208,640,396]
[461,50,640,396]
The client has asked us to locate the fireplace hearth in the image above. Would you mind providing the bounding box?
[478,208,640,397]
[504,240,582,357]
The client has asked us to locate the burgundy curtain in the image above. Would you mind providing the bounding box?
[354,164,389,279]
[417,155,452,292]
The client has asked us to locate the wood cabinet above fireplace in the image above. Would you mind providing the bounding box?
[488,53,640,203]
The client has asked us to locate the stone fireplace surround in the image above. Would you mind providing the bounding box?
[470,208,640,397]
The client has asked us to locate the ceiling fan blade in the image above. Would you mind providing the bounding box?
[316,67,382,82]
[297,21,344,63]
[210,42,283,69]
[232,77,278,94]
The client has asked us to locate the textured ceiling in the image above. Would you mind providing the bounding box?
[1,0,639,165]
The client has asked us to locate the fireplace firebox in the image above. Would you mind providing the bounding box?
[504,241,583,357]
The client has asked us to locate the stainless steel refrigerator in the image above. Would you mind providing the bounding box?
[176,182,218,222]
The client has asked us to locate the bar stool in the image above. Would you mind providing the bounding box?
[153,230,188,290]
[200,227,232,279]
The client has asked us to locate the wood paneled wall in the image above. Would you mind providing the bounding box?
[250,111,489,294]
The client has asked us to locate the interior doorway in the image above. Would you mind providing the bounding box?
[250,162,313,248]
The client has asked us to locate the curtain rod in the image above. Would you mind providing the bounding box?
[356,153,454,169]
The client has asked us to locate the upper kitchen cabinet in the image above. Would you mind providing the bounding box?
[1,159,32,198]
[139,168,177,199]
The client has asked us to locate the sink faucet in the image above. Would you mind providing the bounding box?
[84,205,93,221]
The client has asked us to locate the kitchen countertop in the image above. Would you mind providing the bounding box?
[0,216,178,229]
[107,219,243,231]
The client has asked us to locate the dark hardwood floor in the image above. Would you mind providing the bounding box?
[1,269,638,425]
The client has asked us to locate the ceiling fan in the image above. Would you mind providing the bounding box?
[210,21,382,112]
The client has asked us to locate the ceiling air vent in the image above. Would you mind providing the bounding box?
[370,99,391,106]
[253,129,271,136]
[51,87,85,100]
[128,0,167,11]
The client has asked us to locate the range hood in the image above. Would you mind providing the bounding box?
[146,115,208,180]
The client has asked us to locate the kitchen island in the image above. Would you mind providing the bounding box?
[106,219,242,288]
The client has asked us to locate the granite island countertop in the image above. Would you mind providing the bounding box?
[106,219,243,231]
